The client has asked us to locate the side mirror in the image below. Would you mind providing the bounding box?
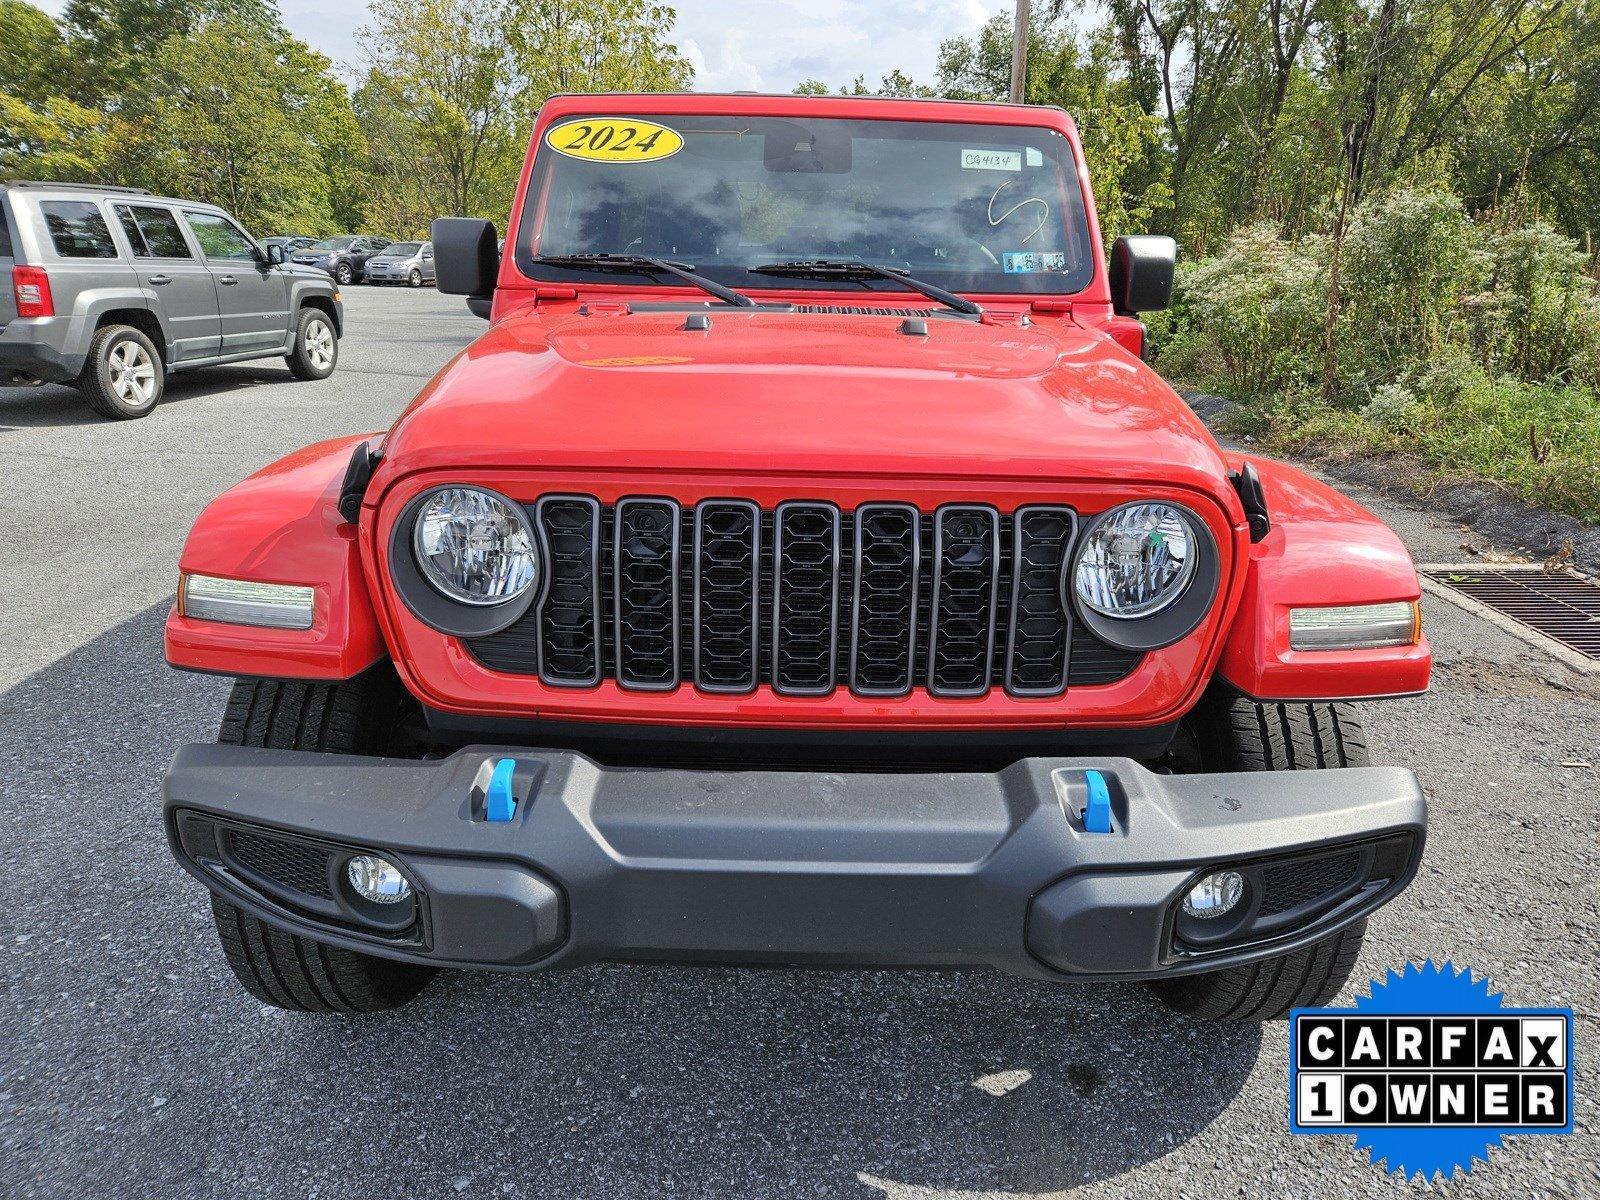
[1109,235,1176,314]
[266,244,286,265]
[432,217,499,316]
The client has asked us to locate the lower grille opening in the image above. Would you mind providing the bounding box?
[228,829,334,901]
[1259,850,1360,917]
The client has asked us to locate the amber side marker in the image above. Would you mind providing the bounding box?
[1420,564,1600,668]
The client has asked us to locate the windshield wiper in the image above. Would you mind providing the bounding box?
[532,253,755,308]
[747,259,982,316]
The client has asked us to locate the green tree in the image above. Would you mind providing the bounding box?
[59,0,283,105]
[356,0,523,231]
[115,20,367,234]
[505,0,693,98]
[0,0,69,99]
[0,92,110,180]
[355,0,693,231]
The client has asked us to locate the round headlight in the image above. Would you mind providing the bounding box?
[412,487,538,606]
[1072,502,1199,619]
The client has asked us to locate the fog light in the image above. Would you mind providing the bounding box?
[1183,870,1244,919]
[346,855,411,904]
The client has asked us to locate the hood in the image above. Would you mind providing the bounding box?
[379,307,1230,492]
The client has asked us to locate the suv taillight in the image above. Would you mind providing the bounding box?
[13,265,53,318]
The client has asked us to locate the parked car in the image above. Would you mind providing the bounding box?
[1,181,343,419]
[261,235,315,255]
[291,235,391,285]
[163,95,1430,1021]
[362,240,435,287]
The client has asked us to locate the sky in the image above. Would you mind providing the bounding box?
[32,0,1016,91]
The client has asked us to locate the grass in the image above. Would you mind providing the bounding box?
[1199,376,1600,526]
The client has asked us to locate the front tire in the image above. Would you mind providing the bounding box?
[206,668,437,1013]
[408,268,422,287]
[334,261,353,286]
[1148,695,1372,1021]
[79,324,163,419]
[285,307,337,380]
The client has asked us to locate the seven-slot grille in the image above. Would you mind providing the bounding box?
[467,496,1144,697]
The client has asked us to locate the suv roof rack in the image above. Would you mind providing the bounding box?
[3,181,154,195]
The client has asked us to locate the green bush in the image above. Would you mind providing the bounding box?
[1155,185,1600,523]
[1335,189,1478,391]
[1153,222,1324,399]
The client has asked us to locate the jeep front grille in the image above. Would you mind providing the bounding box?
[467,496,1143,697]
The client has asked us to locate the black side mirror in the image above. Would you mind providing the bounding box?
[1109,235,1176,314]
[433,218,499,316]
[266,244,286,265]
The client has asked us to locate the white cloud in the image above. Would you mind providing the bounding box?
[671,0,1013,92]
[33,0,1015,93]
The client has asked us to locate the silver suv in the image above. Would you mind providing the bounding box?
[0,182,343,419]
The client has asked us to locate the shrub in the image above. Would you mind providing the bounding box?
[1155,184,1600,522]
[1156,222,1324,399]
[1334,188,1478,391]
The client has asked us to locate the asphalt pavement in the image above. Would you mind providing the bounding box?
[1,287,1595,1199]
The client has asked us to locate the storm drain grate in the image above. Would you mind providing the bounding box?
[1422,566,1600,661]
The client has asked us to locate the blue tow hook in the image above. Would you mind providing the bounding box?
[1082,769,1114,833]
[485,758,518,822]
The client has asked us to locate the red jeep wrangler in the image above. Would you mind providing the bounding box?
[163,94,1431,1019]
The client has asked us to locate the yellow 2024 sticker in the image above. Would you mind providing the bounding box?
[547,119,683,164]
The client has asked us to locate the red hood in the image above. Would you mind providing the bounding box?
[378,307,1230,493]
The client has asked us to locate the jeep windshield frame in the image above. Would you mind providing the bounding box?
[515,113,1097,298]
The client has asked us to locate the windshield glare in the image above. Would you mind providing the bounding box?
[307,237,356,251]
[384,243,422,256]
[520,114,1095,296]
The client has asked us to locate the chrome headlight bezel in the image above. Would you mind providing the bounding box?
[1064,500,1220,653]
[388,485,544,638]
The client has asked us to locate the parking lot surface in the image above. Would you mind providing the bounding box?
[1,287,1594,1198]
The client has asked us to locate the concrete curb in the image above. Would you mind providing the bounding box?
[1179,388,1600,577]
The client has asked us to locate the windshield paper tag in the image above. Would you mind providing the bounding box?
[961,148,1021,172]
[1003,251,1066,274]
[547,118,683,164]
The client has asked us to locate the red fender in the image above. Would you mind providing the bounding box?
[165,435,388,680]
[1217,456,1431,700]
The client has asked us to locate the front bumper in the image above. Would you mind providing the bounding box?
[164,745,1425,981]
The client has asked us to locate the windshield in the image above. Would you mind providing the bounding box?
[384,242,422,256]
[518,114,1095,296]
[307,237,357,251]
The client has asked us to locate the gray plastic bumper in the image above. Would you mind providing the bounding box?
[164,744,1426,981]
[0,317,83,383]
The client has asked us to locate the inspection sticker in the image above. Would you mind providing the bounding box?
[961,147,1021,172]
[1290,960,1574,1182]
[1002,251,1066,274]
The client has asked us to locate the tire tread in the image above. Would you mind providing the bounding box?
[208,669,436,1013]
[1148,692,1375,1022]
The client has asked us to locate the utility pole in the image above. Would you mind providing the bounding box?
[1009,0,1030,103]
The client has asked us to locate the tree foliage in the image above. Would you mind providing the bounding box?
[112,22,367,233]
[355,0,693,233]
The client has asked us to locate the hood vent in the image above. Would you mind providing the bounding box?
[792,305,935,317]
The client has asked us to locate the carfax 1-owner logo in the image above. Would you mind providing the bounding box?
[1290,960,1575,1182]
